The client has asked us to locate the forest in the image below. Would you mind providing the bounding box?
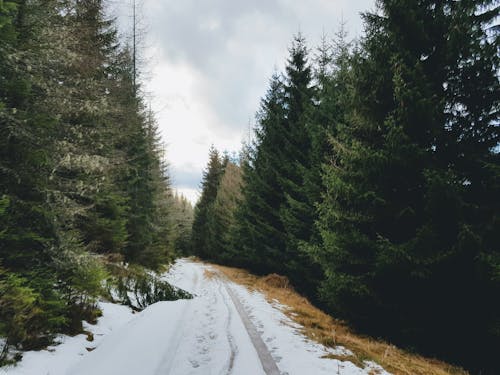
[1,0,498,374]
[0,0,193,364]
[191,1,499,374]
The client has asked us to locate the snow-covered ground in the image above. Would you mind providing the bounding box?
[1,259,390,375]
[0,303,135,375]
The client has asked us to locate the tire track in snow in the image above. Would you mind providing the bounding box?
[222,282,281,375]
[217,282,237,375]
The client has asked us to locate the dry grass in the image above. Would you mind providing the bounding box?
[211,263,468,375]
[203,269,219,280]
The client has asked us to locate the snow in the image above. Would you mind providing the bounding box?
[228,281,389,375]
[0,302,135,375]
[1,259,390,375]
[68,259,265,375]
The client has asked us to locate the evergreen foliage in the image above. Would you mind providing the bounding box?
[312,2,499,372]
[191,3,499,373]
[229,74,288,272]
[0,0,183,362]
[278,34,322,296]
[167,193,194,256]
[191,146,225,259]
[221,35,322,295]
[1,0,497,372]
[105,262,192,311]
[207,161,243,262]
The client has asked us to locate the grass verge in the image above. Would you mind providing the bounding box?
[211,263,468,375]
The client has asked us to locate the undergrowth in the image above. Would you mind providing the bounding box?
[0,254,191,366]
[103,256,192,310]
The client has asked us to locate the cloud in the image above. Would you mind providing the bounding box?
[139,0,375,204]
[169,165,203,190]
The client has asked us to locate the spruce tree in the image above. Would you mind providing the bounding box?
[313,1,499,371]
[278,34,321,295]
[230,74,288,273]
[167,193,194,256]
[0,0,54,272]
[1,0,177,356]
[191,146,224,259]
[206,161,243,262]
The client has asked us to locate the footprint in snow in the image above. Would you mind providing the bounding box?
[196,335,205,343]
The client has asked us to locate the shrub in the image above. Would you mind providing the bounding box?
[0,267,67,363]
[105,263,192,310]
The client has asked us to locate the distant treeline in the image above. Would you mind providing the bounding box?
[191,1,499,373]
[0,0,192,361]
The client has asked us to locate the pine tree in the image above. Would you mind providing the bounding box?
[0,0,55,273]
[230,74,288,273]
[206,161,243,262]
[1,0,176,356]
[0,0,100,352]
[299,28,355,299]
[313,1,499,371]
[191,146,224,259]
[278,34,321,295]
[64,0,129,257]
[167,193,194,256]
[133,108,173,268]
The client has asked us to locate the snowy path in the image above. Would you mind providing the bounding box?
[1,259,389,375]
[224,284,280,375]
[70,260,267,375]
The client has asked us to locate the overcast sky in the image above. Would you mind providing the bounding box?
[116,0,375,204]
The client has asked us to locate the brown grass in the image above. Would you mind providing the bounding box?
[260,273,291,289]
[203,269,219,280]
[211,263,468,375]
